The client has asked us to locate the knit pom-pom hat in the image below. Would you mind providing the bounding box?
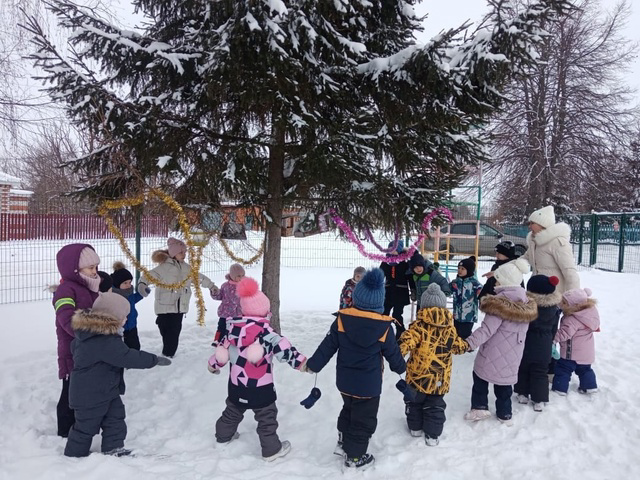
[110,261,133,289]
[527,275,559,295]
[352,268,385,313]
[237,277,271,317]
[420,283,447,308]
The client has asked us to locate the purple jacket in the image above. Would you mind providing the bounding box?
[211,280,242,319]
[555,299,599,365]
[466,286,538,385]
[52,244,99,379]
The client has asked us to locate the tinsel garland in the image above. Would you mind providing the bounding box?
[98,189,207,326]
[364,225,399,253]
[216,234,266,266]
[328,207,454,263]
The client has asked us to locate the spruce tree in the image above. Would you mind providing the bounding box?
[24,0,571,329]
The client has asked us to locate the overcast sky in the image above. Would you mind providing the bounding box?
[415,0,640,90]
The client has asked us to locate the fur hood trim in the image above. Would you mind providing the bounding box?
[71,309,122,335]
[527,222,571,248]
[151,249,170,264]
[480,295,538,323]
[526,290,562,307]
[560,298,597,316]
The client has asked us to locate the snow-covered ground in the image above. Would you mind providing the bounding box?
[0,263,638,480]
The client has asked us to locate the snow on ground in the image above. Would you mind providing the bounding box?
[0,264,638,480]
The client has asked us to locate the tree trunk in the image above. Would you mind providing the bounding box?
[262,122,285,333]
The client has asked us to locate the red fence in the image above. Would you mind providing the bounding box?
[0,213,171,241]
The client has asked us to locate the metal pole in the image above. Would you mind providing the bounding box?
[577,215,584,265]
[618,214,626,273]
[135,207,142,285]
[589,214,598,266]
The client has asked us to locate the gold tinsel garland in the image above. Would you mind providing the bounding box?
[216,234,266,266]
[98,189,207,326]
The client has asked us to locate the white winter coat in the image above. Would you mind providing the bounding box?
[521,222,580,294]
[141,250,215,315]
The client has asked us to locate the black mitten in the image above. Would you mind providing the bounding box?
[300,387,322,409]
[396,379,417,402]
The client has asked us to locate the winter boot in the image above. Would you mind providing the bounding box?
[578,388,598,395]
[216,432,240,444]
[343,453,375,471]
[104,447,132,457]
[497,415,513,427]
[333,432,345,456]
[464,409,491,421]
[552,389,567,397]
[533,403,544,412]
[263,440,291,462]
[425,436,439,447]
[410,430,423,438]
[516,394,529,405]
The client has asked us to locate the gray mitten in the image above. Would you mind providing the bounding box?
[156,356,172,366]
[138,283,151,297]
[210,285,220,297]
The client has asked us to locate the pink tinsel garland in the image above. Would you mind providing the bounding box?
[328,207,454,263]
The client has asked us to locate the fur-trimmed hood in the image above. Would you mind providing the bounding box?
[71,309,123,336]
[480,291,538,324]
[560,297,597,316]
[527,290,562,307]
[526,222,571,248]
[151,249,171,264]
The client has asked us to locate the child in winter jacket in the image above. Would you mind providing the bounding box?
[398,283,468,446]
[464,259,537,424]
[552,287,600,395]
[515,275,561,411]
[111,261,144,350]
[64,293,171,457]
[210,263,245,345]
[450,256,483,339]
[52,243,101,437]
[409,252,451,310]
[339,266,366,309]
[304,268,406,471]
[380,240,411,336]
[208,277,306,462]
[138,237,218,357]
[479,241,520,299]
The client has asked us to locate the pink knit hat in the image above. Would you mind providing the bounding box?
[237,277,270,317]
[92,292,130,322]
[167,237,187,258]
[78,247,100,269]
[563,287,593,306]
[227,263,245,282]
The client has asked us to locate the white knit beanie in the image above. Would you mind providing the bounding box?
[494,258,530,287]
[528,206,556,229]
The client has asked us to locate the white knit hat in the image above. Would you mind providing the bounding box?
[528,206,556,229]
[494,258,530,287]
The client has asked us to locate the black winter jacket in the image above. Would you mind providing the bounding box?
[521,291,562,364]
[69,310,158,408]
[306,307,406,398]
[380,258,411,306]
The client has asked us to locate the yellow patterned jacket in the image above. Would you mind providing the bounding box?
[398,307,467,395]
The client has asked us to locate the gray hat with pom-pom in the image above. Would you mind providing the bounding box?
[420,283,447,308]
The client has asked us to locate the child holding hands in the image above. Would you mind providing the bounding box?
[210,263,245,345]
[398,283,468,446]
[208,277,306,462]
[64,293,171,457]
[464,259,537,424]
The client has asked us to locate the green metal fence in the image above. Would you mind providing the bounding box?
[565,213,640,274]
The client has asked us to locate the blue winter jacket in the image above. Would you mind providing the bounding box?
[306,307,406,397]
[113,287,143,331]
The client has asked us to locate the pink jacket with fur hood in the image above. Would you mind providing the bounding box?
[554,288,599,365]
[466,286,538,385]
[208,316,306,409]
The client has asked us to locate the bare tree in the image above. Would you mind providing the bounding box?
[486,0,638,219]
